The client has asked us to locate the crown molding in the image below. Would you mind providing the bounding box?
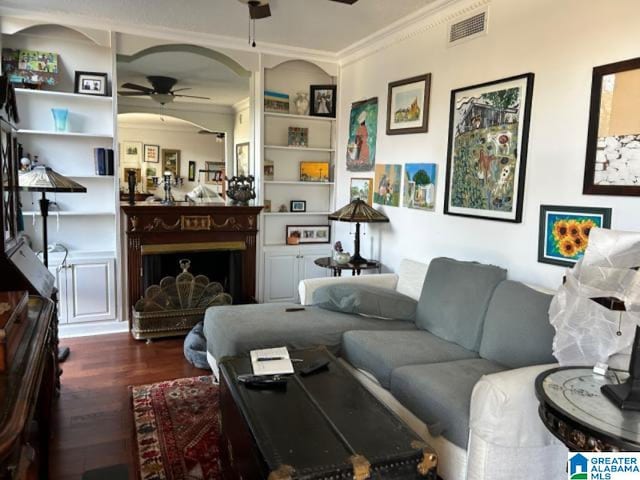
[0,5,340,66]
[232,97,251,113]
[118,97,235,115]
[338,0,491,67]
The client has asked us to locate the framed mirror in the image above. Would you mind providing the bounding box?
[583,57,640,196]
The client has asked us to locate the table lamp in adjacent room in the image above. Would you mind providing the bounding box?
[328,199,389,264]
[19,165,87,363]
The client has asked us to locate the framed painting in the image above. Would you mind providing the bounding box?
[286,225,331,245]
[350,177,373,205]
[386,74,431,135]
[290,200,306,212]
[74,71,108,96]
[444,73,535,223]
[583,57,640,196]
[162,149,181,178]
[403,163,437,211]
[538,205,612,267]
[236,142,250,177]
[144,144,159,163]
[373,164,402,207]
[346,97,378,172]
[188,161,196,182]
[121,141,142,165]
[310,84,337,118]
[300,161,330,182]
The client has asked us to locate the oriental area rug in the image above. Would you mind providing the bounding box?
[131,376,222,480]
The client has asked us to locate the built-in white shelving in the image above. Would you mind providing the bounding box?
[17,129,113,138]
[265,145,335,153]
[16,88,113,103]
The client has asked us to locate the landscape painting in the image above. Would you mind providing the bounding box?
[387,74,431,135]
[403,163,437,211]
[538,205,612,267]
[346,97,378,172]
[374,164,402,207]
[444,73,534,222]
[350,177,373,205]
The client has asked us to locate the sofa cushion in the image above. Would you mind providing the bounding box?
[479,280,556,368]
[416,257,507,351]
[203,303,417,359]
[313,284,417,321]
[341,330,477,388]
[390,359,506,448]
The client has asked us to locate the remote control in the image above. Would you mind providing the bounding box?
[237,374,289,389]
[299,359,330,376]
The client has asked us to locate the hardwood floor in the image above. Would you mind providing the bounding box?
[49,332,205,480]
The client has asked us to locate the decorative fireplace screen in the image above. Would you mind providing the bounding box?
[132,260,232,341]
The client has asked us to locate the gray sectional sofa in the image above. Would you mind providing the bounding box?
[204,257,568,480]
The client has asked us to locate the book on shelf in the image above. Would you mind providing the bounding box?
[94,148,114,176]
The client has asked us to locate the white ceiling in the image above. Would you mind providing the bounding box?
[118,112,222,133]
[3,0,439,52]
[117,51,250,106]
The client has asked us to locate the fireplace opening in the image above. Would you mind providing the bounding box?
[141,244,244,302]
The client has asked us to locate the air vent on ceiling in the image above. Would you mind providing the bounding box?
[448,9,488,46]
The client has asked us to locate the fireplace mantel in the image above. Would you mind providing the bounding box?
[120,202,263,324]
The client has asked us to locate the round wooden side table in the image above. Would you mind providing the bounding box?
[535,367,640,451]
[314,257,381,277]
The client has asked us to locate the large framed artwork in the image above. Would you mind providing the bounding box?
[538,205,612,267]
[444,73,535,223]
[236,142,250,177]
[403,163,437,211]
[162,149,180,178]
[346,97,378,172]
[583,57,640,196]
[373,164,402,207]
[386,74,431,135]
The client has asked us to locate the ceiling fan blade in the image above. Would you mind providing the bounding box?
[117,91,149,96]
[120,83,154,93]
[171,87,192,93]
[174,94,211,100]
[329,0,359,4]
[249,3,271,19]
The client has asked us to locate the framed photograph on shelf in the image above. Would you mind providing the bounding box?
[286,225,331,245]
[290,200,307,212]
[300,161,330,182]
[264,200,272,213]
[74,71,108,96]
[350,178,373,205]
[386,74,431,135]
[121,141,142,165]
[403,163,437,211]
[583,57,640,196]
[288,127,309,147]
[143,144,159,163]
[444,73,535,223]
[236,142,250,176]
[538,205,612,267]
[162,149,181,177]
[310,84,337,118]
[264,160,274,181]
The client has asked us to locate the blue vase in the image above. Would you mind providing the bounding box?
[51,108,69,132]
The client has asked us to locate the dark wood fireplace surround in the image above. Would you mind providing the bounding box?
[121,202,263,324]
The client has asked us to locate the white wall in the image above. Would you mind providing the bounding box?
[118,121,225,195]
[336,0,640,289]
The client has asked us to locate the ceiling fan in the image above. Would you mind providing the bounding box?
[237,0,359,46]
[118,76,210,105]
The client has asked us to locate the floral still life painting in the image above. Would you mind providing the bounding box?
[444,74,534,222]
[403,163,436,211]
[346,97,378,172]
[538,205,612,267]
[374,164,402,207]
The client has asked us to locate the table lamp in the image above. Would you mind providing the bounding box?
[19,166,87,267]
[328,199,389,264]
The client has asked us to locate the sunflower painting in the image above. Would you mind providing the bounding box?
[538,205,612,267]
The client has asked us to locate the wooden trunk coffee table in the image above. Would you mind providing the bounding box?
[218,347,438,480]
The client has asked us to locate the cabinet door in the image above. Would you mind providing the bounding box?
[263,252,299,303]
[65,258,116,323]
[299,247,332,282]
[47,264,68,324]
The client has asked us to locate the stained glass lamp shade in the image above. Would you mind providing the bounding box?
[328,199,389,264]
[19,166,86,266]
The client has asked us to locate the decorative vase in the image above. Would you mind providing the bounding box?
[294,92,310,116]
[51,108,69,132]
[334,252,351,265]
